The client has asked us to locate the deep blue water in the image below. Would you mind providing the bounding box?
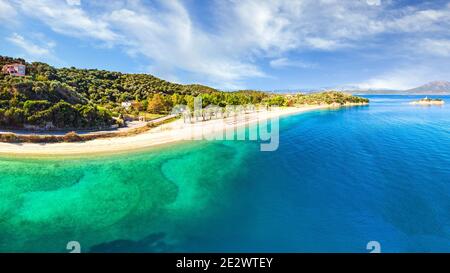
[178,95,450,253]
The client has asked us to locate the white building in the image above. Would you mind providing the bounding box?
[121,101,132,110]
[2,63,26,76]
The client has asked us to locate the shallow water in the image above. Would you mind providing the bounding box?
[0,95,449,252]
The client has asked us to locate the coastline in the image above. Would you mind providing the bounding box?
[0,104,360,157]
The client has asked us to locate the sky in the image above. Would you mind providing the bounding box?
[1,0,450,91]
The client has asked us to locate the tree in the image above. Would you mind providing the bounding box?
[147,94,166,114]
[171,93,184,106]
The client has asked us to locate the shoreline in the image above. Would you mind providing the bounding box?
[0,104,364,158]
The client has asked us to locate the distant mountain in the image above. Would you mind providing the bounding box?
[327,81,450,95]
[405,81,450,94]
[322,84,408,94]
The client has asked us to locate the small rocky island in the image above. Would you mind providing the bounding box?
[410,97,445,105]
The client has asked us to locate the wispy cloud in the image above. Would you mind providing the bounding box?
[366,0,381,6]
[270,58,317,69]
[66,0,81,6]
[106,2,265,89]
[6,33,55,59]
[16,0,118,42]
[355,64,450,90]
[419,39,450,57]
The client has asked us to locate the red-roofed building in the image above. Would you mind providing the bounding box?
[2,63,26,76]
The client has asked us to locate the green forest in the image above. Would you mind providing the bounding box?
[0,55,368,130]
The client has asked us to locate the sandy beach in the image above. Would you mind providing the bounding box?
[0,105,329,157]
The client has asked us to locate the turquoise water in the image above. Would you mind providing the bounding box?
[0,95,449,252]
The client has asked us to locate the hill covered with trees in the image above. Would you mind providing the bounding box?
[1,56,272,129]
[0,56,224,129]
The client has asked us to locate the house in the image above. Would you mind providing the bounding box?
[121,101,132,109]
[2,63,26,76]
[121,101,141,110]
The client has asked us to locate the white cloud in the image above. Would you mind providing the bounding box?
[6,33,55,58]
[17,0,118,42]
[0,0,17,21]
[106,2,265,88]
[305,38,341,51]
[384,8,449,33]
[66,0,81,6]
[270,58,317,69]
[221,0,450,52]
[219,0,299,53]
[11,0,264,88]
[420,39,450,57]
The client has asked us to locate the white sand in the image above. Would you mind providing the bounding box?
[0,105,328,157]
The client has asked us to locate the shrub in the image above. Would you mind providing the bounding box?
[63,131,83,142]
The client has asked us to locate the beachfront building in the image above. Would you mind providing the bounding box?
[2,63,26,76]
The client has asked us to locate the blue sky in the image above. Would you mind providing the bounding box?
[1,0,450,90]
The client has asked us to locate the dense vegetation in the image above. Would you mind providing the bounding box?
[0,56,270,129]
[290,91,369,105]
[0,55,368,130]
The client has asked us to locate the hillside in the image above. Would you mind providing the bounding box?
[0,56,225,130]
